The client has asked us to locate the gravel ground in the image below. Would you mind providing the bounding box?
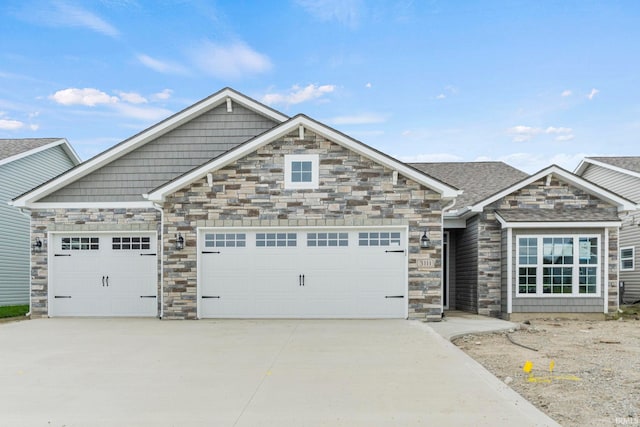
[453,318,640,427]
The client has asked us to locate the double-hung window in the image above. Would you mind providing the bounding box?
[517,235,600,296]
[621,247,635,271]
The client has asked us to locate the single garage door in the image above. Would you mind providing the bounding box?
[199,228,407,318]
[49,233,157,317]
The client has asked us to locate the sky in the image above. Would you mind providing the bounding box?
[1,0,640,173]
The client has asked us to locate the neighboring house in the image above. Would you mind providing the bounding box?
[575,157,640,303]
[10,88,633,321]
[12,88,459,321]
[412,163,634,320]
[0,138,80,306]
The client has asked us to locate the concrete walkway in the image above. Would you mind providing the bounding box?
[0,318,557,427]
[427,311,520,340]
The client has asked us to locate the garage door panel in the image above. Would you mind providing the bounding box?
[199,228,407,318]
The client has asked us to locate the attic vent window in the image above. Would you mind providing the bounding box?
[284,154,319,189]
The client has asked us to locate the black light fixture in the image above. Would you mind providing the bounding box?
[32,237,42,253]
[420,230,430,249]
[175,233,184,250]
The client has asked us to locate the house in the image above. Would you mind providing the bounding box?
[575,157,640,303]
[0,138,80,306]
[412,162,634,320]
[12,88,460,320]
[10,88,633,320]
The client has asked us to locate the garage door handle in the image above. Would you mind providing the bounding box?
[140,295,157,298]
[106,276,109,287]
[102,276,105,286]
[202,251,221,254]
[140,253,157,256]
[299,274,305,286]
[202,296,221,299]
[385,295,404,299]
[385,250,405,253]
[54,295,72,298]
[54,254,71,257]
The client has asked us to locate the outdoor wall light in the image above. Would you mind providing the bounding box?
[420,230,430,249]
[32,237,42,253]
[175,233,185,251]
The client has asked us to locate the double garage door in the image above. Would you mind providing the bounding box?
[49,233,157,317]
[199,228,407,318]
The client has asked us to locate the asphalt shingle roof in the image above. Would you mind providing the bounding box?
[0,138,61,162]
[408,162,528,208]
[496,207,620,223]
[587,156,640,174]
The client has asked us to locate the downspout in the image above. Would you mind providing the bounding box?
[151,202,164,319]
[18,208,32,317]
[441,199,457,314]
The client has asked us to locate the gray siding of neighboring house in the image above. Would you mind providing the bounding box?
[510,228,607,313]
[454,215,479,313]
[581,164,640,303]
[42,103,278,202]
[0,146,76,306]
[501,229,508,316]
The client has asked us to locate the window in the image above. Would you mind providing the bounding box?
[621,247,635,271]
[516,235,600,296]
[62,237,99,251]
[358,232,401,247]
[284,154,319,189]
[256,233,297,247]
[112,236,151,250]
[307,232,348,247]
[204,233,246,248]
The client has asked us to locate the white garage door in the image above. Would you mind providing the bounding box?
[199,228,407,318]
[49,233,157,317]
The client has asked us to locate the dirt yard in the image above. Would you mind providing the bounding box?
[454,316,640,427]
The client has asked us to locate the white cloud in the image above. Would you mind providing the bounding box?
[365,82,372,88]
[137,54,187,75]
[29,124,40,131]
[113,103,172,122]
[561,90,572,97]
[45,2,119,37]
[295,0,363,28]
[436,94,446,100]
[508,125,574,142]
[117,91,148,104]
[0,119,24,130]
[152,89,173,101]
[189,41,272,79]
[50,88,118,106]
[262,84,335,106]
[587,88,599,100]
[397,153,464,163]
[327,113,387,125]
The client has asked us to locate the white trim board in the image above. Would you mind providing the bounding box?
[146,115,461,202]
[575,158,640,180]
[0,138,80,168]
[12,88,288,208]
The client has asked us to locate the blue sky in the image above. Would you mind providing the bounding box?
[1,1,639,173]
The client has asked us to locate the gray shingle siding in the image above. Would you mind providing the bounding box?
[41,103,279,202]
[454,215,478,313]
[581,163,640,203]
[619,212,640,303]
[0,146,76,306]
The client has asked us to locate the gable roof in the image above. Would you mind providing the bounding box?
[455,164,636,217]
[409,162,528,208]
[0,138,80,167]
[12,88,288,208]
[146,114,461,202]
[575,156,640,179]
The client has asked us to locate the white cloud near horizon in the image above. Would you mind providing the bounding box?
[33,1,120,37]
[137,54,188,75]
[327,113,388,125]
[0,118,25,130]
[262,84,336,106]
[152,89,173,100]
[295,0,363,29]
[50,88,118,106]
[117,91,148,104]
[188,41,272,79]
[507,125,574,142]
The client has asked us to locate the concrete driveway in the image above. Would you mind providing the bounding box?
[0,319,557,427]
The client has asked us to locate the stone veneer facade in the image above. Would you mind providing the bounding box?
[162,128,444,320]
[30,208,161,317]
[474,175,619,317]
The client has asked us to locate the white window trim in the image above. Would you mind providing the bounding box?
[620,246,635,271]
[515,234,601,298]
[284,154,319,189]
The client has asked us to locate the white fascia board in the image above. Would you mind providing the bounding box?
[576,158,640,180]
[469,165,637,213]
[494,214,621,229]
[146,116,461,201]
[12,89,288,208]
[0,138,79,167]
[16,201,155,209]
